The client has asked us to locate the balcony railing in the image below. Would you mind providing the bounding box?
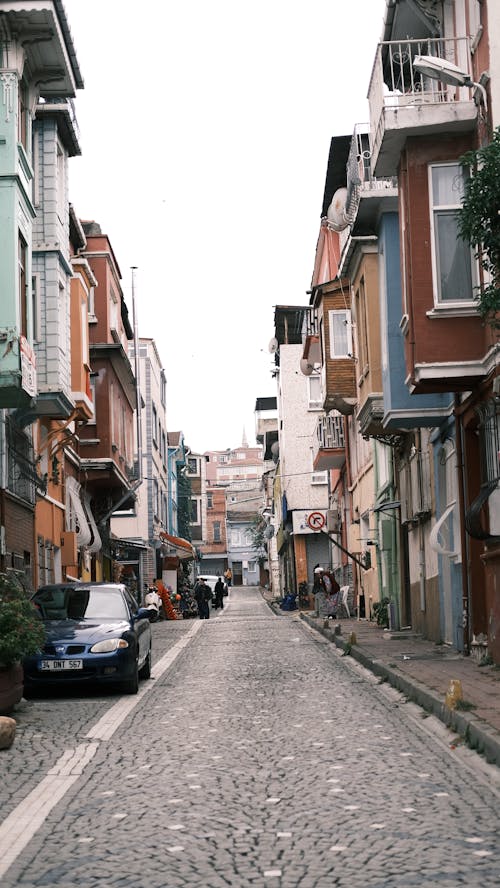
[368,36,476,174]
[347,122,398,193]
[316,413,345,450]
[302,306,319,339]
[313,413,345,472]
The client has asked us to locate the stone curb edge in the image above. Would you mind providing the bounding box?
[299,612,500,768]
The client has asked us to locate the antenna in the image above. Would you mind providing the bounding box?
[268,337,279,354]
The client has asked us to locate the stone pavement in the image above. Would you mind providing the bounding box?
[268,594,500,767]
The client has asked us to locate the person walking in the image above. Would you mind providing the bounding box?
[214,576,225,610]
[194,577,212,619]
[224,567,232,588]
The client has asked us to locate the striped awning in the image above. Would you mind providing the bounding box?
[159,531,196,560]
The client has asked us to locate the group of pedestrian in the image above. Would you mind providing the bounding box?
[193,571,231,619]
[312,565,340,618]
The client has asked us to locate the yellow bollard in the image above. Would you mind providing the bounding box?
[349,631,357,646]
[445,679,463,710]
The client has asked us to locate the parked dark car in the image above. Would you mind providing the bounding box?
[23,582,152,695]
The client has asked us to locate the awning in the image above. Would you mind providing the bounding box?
[66,476,91,548]
[159,531,196,560]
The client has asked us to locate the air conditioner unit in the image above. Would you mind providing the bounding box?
[327,510,341,533]
[61,531,78,566]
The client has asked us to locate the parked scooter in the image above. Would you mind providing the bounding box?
[143,586,162,622]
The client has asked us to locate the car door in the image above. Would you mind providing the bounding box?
[123,588,150,664]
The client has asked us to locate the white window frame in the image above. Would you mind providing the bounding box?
[32,273,41,342]
[428,162,477,310]
[311,470,328,485]
[191,496,201,525]
[307,373,323,410]
[329,309,353,358]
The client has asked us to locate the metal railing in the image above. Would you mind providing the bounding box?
[368,36,473,162]
[315,413,345,451]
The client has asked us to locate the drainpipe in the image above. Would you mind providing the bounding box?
[454,393,470,655]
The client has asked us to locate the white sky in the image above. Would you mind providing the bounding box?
[62,0,387,453]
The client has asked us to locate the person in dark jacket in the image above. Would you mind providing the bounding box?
[214,576,225,610]
[194,578,211,619]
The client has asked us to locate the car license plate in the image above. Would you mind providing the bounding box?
[40,659,83,671]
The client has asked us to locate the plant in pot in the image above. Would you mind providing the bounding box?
[0,572,45,713]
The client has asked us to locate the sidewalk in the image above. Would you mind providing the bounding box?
[265,591,500,767]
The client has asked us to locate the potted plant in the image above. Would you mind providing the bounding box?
[0,572,45,713]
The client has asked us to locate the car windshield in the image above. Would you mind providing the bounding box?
[33,587,129,621]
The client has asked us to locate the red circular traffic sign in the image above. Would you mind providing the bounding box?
[306,511,325,530]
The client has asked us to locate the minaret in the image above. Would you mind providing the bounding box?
[242,427,248,448]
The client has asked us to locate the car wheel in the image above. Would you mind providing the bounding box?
[139,647,151,680]
[121,661,139,694]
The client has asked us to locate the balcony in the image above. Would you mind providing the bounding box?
[312,413,345,472]
[301,307,321,364]
[368,37,478,177]
[36,97,81,157]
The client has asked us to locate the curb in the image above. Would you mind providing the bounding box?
[299,612,500,767]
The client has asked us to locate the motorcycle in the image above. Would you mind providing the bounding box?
[143,587,162,622]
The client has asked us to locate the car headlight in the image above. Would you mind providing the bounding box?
[90,638,129,653]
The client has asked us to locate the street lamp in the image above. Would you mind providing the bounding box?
[413,54,488,115]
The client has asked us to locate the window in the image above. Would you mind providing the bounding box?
[191,497,201,524]
[18,78,28,150]
[311,471,328,485]
[429,163,476,305]
[57,141,65,223]
[32,275,41,342]
[152,405,158,446]
[188,457,199,475]
[18,233,28,337]
[213,521,221,542]
[160,370,166,407]
[32,131,40,206]
[247,560,257,573]
[355,278,369,373]
[207,493,213,509]
[88,377,97,425]
[307,374,322,409]
[109,287,119,338]
[88,286,96,318]
[153,479,159,518]
[329,310,352,358]
[81,298,89,366]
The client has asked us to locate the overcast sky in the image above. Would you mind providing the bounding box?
[63,0,387,453]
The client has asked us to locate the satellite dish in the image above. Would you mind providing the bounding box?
[268,337,279,354]
[327,187,349,231]
[300,357,314,377]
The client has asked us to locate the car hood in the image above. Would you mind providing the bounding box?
[42,620,131,644]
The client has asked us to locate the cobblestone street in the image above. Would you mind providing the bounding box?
[1,587,499,887]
